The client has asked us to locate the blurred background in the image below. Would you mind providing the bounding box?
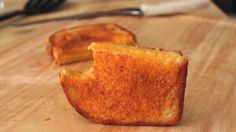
[213,0,236,16]
[0,0,236,21]
[1,0,236,16]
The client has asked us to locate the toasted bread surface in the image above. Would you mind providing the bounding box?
[60,43,188,125]
[48,24,136,65]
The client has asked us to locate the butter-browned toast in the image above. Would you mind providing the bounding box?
[48,23,136,65]
[59,42,188,125]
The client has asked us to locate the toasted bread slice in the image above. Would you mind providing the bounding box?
[59,42,188,125]
[48,23,136,65]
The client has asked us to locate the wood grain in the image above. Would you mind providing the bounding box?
[0,1,235,132]
[0,15,235,132]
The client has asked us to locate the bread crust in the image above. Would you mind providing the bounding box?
[60,43,188,125]
[47,23,136,65]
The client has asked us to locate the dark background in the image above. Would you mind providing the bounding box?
[213,0,236,15]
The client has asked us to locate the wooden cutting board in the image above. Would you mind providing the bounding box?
[0,15,236,132]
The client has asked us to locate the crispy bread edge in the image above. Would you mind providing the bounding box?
[59,50,188,126]
[47,23,137,65]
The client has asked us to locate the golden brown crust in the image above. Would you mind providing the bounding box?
[60,43,188,125]
[48,23,137,65]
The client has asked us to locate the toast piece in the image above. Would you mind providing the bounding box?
[59,42,188,125]
[48,23,136,65]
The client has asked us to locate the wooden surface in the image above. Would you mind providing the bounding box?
[0,0,236,132]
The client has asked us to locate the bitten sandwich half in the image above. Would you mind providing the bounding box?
[59,42,188,125]
[48,23,136,65]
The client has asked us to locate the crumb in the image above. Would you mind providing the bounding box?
[44,118,51,121]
